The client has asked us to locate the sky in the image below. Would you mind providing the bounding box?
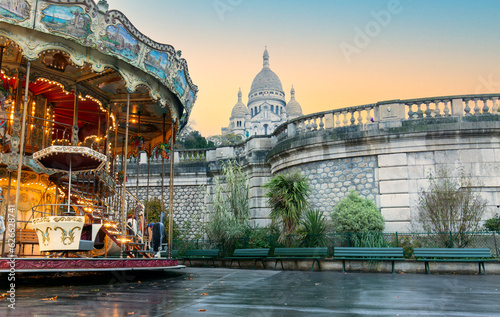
[106,0,500,137]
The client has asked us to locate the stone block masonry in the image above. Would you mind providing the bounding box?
[289,156,378,215]
[134,185,206,239]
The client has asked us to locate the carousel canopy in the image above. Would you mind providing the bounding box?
[33,145,106,171]
[0,0,198,153]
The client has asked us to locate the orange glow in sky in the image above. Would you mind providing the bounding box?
[106,0,500,137]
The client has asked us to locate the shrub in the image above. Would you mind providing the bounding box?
[331,191,384,233]
[484,213,500,232]
[349,232,388,248]
[297,209,330,247]
[206,160,250,248]
[417,168,487,247]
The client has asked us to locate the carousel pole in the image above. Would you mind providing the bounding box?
[167,123,175,258]
[13,60,31,257]
[120,92,131,258]
[67,85,79,213]
[136,111,140,199]
[113,108,118,177]
[146,143,150,205]
[72,85,79,145]
[113,110,118,214]
[135,111,141,245]
[161,114,165,216]
[67,159,72,214]
[1,172,12,256]
[146,143,150,249]
[97,111,101,149]
[104,105,111,210]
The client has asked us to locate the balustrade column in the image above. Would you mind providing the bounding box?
[416,103,423,118]
[473,98,480,115]
[493,97,499,114]
[424,101,431,118]
[342,111,348,126]
[482,98,490,114]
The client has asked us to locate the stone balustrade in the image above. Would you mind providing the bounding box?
[275,94,500,142]
[177,149,207,163]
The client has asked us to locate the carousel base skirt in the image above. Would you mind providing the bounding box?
[0,257,181,273]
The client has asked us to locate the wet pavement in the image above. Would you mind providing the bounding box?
[3,267,500,316]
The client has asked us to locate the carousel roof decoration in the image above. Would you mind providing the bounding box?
[0,0,198,130]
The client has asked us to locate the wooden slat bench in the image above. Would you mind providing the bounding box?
[268,247,328,271]
[16,229,39,255]
[334,247,405,274]
[181,249,219,267]
[413,248,496,275]
[225,248,270,269]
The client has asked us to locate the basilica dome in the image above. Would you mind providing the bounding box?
[230,88,249,118]
[286,86,303,119]
[249,48,284,95]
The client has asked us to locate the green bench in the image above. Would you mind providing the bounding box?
[413,248,496,275]
[334,247,405,274]
[268,247,328,271]
[180,249,220,268]
[160,250,179,258]
[225,248,270,269]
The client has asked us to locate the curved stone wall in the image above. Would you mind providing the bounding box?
[128,94,500,233]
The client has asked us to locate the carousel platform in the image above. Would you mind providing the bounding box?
[0,257,183,274]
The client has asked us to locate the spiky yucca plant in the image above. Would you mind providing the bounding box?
[263,172,310,244]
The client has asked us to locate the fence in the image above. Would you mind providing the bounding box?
[172,231,500,258]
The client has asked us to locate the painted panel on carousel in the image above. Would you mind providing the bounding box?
[174,69,187,97]
[185,90,195,111]
[0,0,30,21]
[40,4,92,39]
[101,24,139,61]
[144,50,171,81]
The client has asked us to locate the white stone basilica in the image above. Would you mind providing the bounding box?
[222,48,303,139]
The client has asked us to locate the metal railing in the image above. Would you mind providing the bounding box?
[173,231,500,258]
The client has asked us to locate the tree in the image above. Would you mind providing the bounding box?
[416,168,487,247]
[208,134,243,147]
[206,160,250,246]
[331,191,384,233]
[263,172,310,244]
[176,130,214,149]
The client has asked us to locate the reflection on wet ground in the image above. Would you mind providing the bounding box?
[3,267,500,316]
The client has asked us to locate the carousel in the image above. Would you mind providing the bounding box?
[0,0,197,273]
